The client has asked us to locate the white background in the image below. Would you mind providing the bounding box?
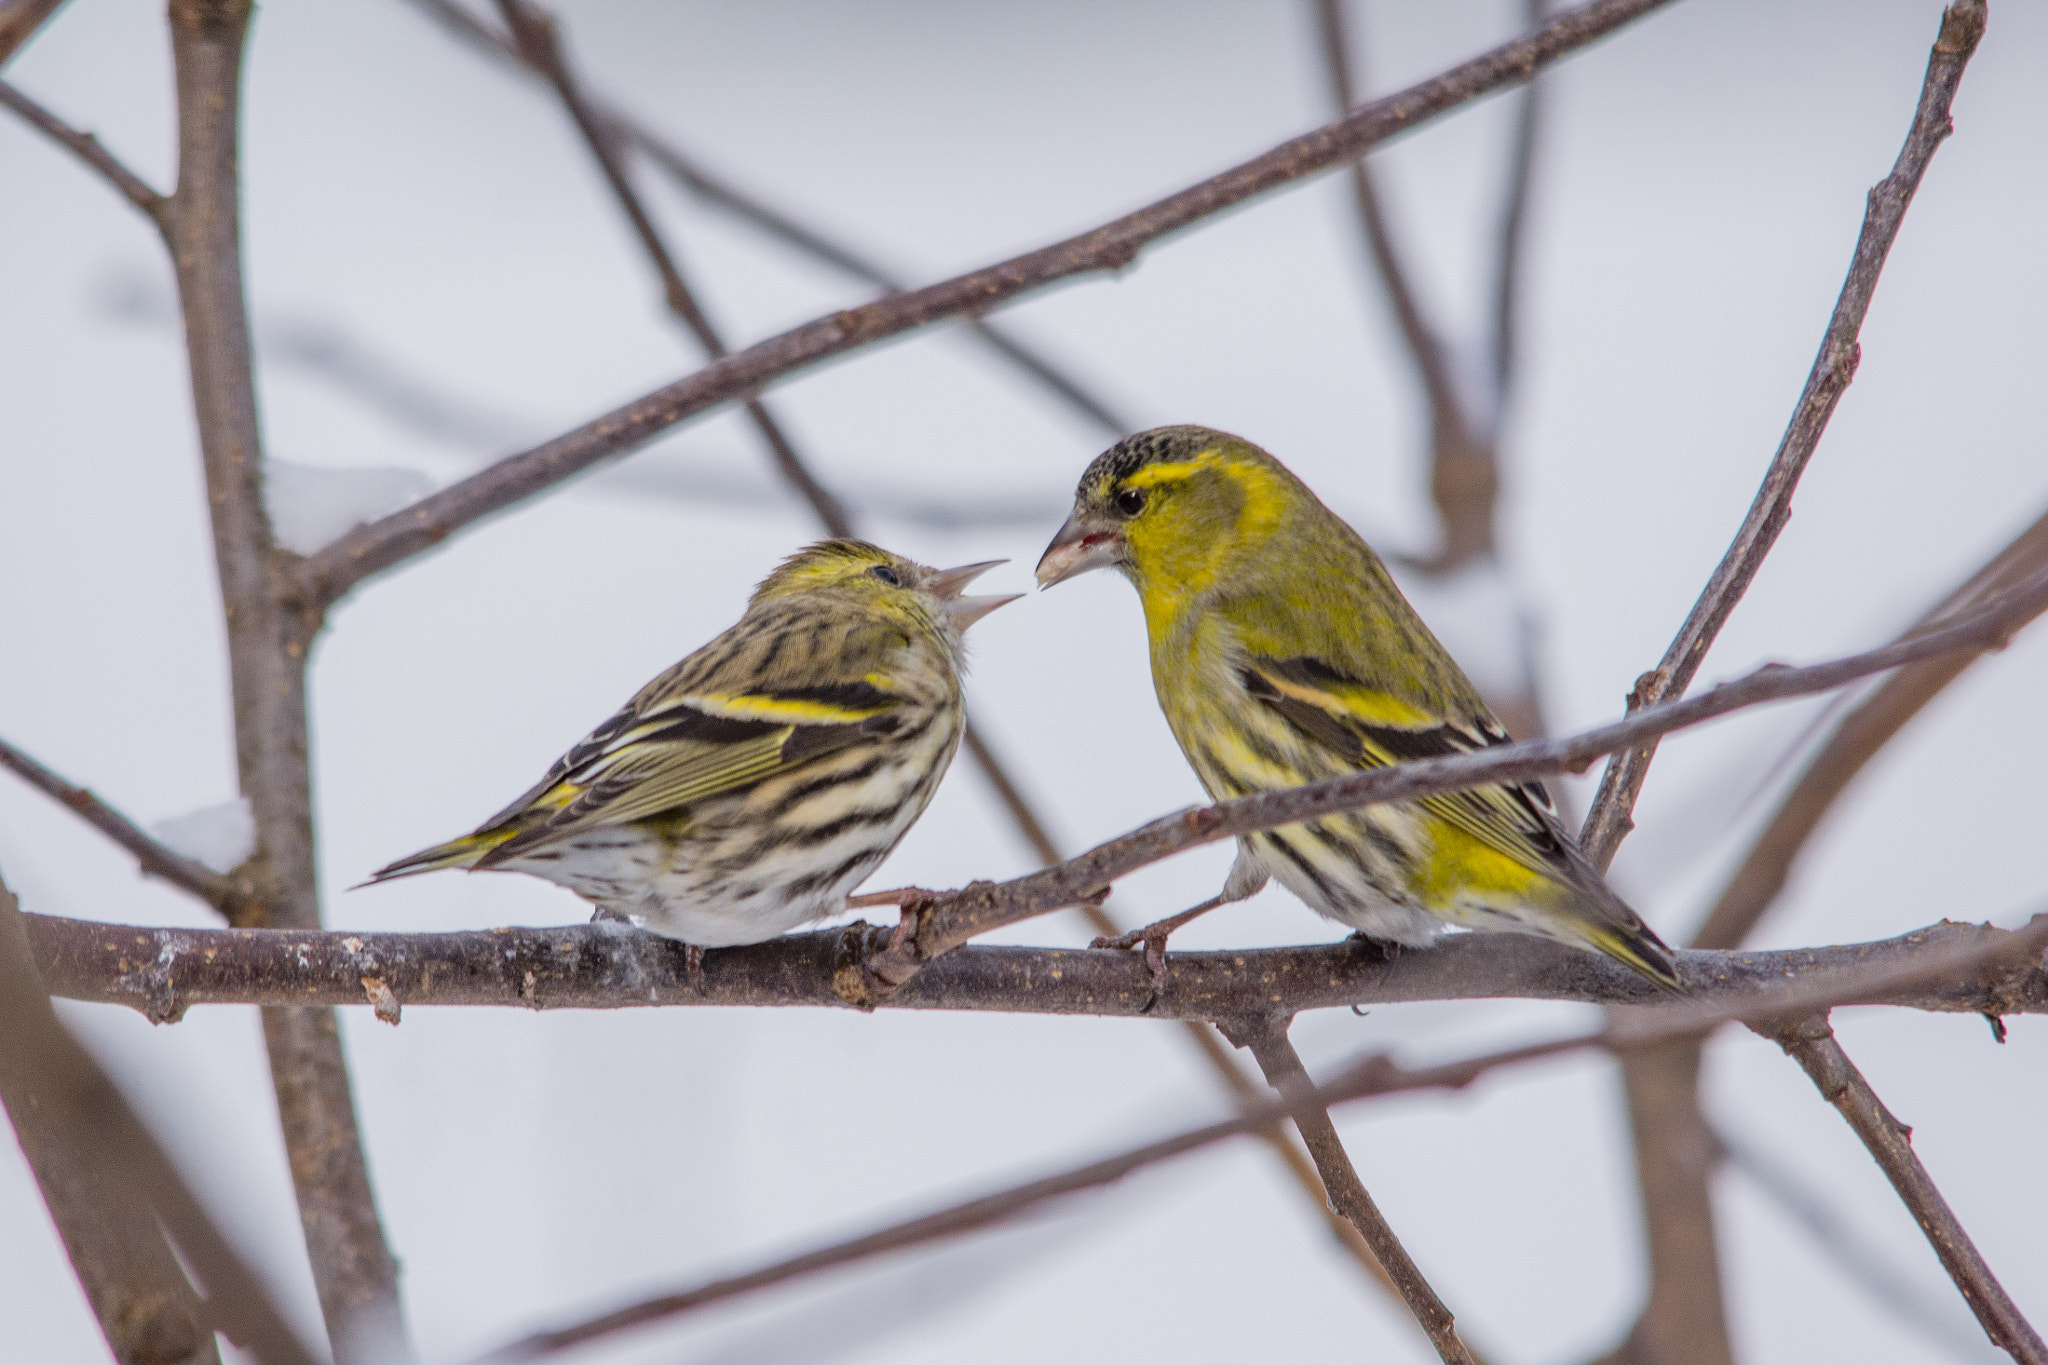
[2,2,2043,1361]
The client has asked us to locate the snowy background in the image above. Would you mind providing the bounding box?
[3,1,2045,1361]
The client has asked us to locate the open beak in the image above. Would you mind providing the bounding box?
[1035,510,1125,588]
[928,559,1021,633]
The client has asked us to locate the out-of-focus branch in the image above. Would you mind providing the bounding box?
[0,77,168,220]
[1313,0,1492,570]
[0,870,312,1365]
[398,0,1129,439]
[1579,0,1987,866]
[0,0,66,67]
[0,734,248,916]
[1238,1021,1476,1365]
[160,2,408,1358]
[1713,1124,1999,1362]
[463,921,2047,1363]
[302,0,1680,604]
[1492,0,1547,407]
[1693,501,2048,951]
[1757,1014,2046,1364]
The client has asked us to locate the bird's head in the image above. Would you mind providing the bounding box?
[753,539,1019,645]
[1036,426,1297,598]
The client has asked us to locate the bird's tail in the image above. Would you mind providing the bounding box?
[1533,870,1687,994]
[360,829,513,886]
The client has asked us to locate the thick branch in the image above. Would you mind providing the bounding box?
[0,872,311,1365]
[1240,1022,1475,1364]
[30,914,2046,1023]
[1758,1014,2046,1364]
[0,734,246,915]
[303,0,1678,604]
[1580,0,1987,866]
[161,1,406,1356]
[464,922,2045,1363]
[0,77,168,220]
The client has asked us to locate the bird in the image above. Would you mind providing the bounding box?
[1035,425,1683,991]
[365,540,1018,961]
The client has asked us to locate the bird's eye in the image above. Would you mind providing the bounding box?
[1113,487,1148,517]
[868,565,902,586]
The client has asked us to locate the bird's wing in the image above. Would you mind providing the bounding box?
[1238,653,1567,874]
[473,675,905,867]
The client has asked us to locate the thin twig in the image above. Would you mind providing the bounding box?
[1757,1014,2046,1364]
[397,0,1129,439]
[459,917,2048,1362]
[161,1,408,1356]
[1692,500,2048,951]
[1579,0,1988,866]
[0,734,245,914]
[1491,0,1547,409]
[1239,1021,1475,1364]
[0,870,313,1365]
[302,0,1680,604]
[0,77,168,221]
[0,0,66,67]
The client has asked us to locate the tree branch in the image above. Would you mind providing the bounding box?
[1491,0,1547,410]
[1757,1013,2046,1364]
[0,870,313,1365]
[1238,1020,1476,1364]
[0,0,66,68]
[160,1,407,1356]
[0,77,168,221]
[1579,0,1987,866]
[398,0,1131,438]
[458,918,2046,1362]
[0,734,247,916]
[302,0,1679,605]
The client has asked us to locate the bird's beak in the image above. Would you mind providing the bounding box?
[929,559,1021,633]
[1035,509,1124,588]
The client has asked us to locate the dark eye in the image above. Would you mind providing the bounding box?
[868,564,901,586]
[1113,487,1148,517]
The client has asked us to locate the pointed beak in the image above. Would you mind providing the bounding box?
[928,559,1021,633]
[1035,509,1124,588]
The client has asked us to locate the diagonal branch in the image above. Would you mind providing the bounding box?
[1579,0,1988,866]
[301,0,1681,605]
[0,0,67,68]
[457,919,2048,1363]
[399,0,1130,439]
[1237,1020,1476,1365]
[0,77,168,221]
[0,734,246,915]
[0,869,313,1365]
[1756,1014,2046,1364]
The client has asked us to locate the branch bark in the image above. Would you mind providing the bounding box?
[0,0,66,68]
[1579,0,1988,866]
[0,870,314,1365]
[161,2,408,1357]
[1238,1020,1476,1365]
[302,0,1680,605]
[1757,1013,2046,1364]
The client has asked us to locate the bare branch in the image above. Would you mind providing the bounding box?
[1492,0,1548,408]
[0,870,313,1365]
[0,77,168,221]
[302,0,1680,604]
[0,734,246,916]
[160,0,407,1354]
[0,0,67,68]
[1757,1014,2046,1364]
[1692,501,2048,950]
[1580,0,1988,866]
[1238,1020,1476,1364]
[460,918,2047,1362]
[29,913,2045,1023]
[398,0,1130,438]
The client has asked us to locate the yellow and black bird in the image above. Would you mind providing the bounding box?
[1037,425,1682,990]
[368,540,1017,951]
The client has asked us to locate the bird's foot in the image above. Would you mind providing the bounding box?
[1092,895,1225,990]
[684,942,705,989]
[589,905,631,924]
[1346,931,1404,967]
[847,885,938,910]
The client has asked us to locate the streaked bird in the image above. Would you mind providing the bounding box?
[1036,425,1682,990]
[367,540,1018,956]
